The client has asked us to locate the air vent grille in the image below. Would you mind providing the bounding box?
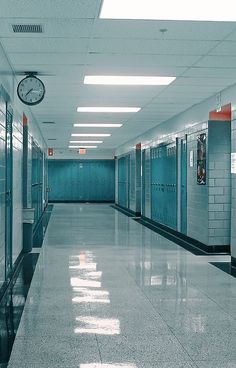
[12,24,43,33]
[42,121,55,125]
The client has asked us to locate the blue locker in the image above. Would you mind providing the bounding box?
[118,155,129,208]
[181,138,187,234]
[48,160,115,202]
[151,142,177,230]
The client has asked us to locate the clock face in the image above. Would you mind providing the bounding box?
[17,76,45,106]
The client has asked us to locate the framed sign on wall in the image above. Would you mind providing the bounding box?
[197,133,206,185]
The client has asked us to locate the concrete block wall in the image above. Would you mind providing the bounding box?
[231,118,236,263]
[208,121,231,247]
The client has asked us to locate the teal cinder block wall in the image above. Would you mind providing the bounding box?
[48,159,115,202]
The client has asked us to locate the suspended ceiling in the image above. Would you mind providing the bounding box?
[1,0,236,150]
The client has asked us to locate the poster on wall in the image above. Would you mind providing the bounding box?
[197,133,206,185]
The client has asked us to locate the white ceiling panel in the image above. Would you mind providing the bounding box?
[196,55,236,68]
[93,19,236,40]
[0,0,100,19]
[10,53,88,65]
[209,41,236,56]
[89,38,218,55]
[183,67,236,78]
[87,53,197,68]
[173,76,235,87]
[2,38,90,53]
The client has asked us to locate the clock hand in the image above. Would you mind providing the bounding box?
[25,88,33,97]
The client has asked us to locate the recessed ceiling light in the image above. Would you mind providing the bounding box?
[77,107,140,113]
[84,76,176,85]
[69,141,103,144]
[69,145,98,149]
[71,134,111,137]
[100,0,236,21]
[73,123,123,128]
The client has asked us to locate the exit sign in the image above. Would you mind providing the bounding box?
[79,148,87,155]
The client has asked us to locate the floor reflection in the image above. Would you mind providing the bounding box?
[0,253,39,367]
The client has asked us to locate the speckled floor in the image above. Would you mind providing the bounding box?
[8,204,236,368]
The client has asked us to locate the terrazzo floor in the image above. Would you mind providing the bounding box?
[7,204,236,368]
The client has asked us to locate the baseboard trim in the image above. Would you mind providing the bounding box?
[111,204,141,217]
[49,200,115,203]
[138,216,229,255]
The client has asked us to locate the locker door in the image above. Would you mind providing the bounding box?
[181,138,187,234]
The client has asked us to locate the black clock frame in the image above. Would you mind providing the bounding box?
[17,75,46,106]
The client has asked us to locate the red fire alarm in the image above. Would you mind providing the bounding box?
[48,148,54,156]
[79,148,87,155]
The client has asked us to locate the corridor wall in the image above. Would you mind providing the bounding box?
[116,120,231,253]
[48,159,115,202]
[0,41,47,292]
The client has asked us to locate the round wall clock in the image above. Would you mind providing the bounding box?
[17,75,45,106]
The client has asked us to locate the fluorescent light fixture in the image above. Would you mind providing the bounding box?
[71,133,111,137]
[73,123,123,128]
[69,145,98,149]
[69,141,103,144]
[77,107,140,113]
[84,75,176,86]
[100,0,236,21]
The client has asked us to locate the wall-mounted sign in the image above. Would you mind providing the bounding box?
[79,148,86,155]
[48,148,53,156]
[231,153,236,174]
[197,133,206,185]
[190,150,194,167]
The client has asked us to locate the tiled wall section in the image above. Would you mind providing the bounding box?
[231,119,236,259]
[208,121,231,247]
